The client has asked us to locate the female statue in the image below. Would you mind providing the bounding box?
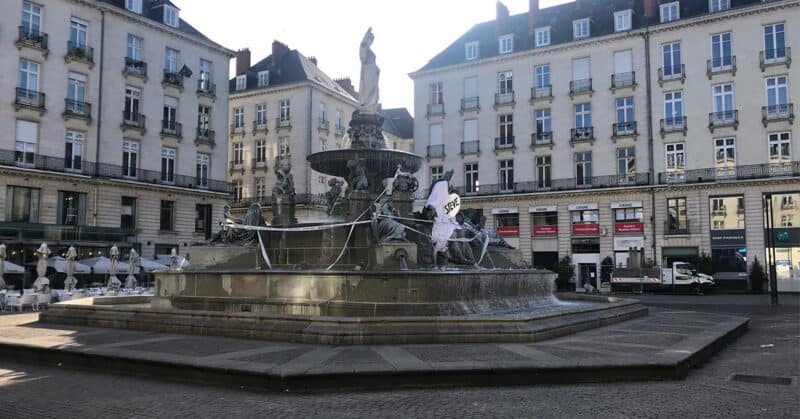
[359,27,380,113]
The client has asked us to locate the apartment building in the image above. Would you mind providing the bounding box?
[382,108,415,152]
[411,0,799,292]
[0,0,233,266]
[227,42,358,220]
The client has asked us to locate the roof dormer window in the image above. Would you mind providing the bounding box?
[498,34,513,54]
[465,41,479,60]
[573,18,590,40]
[163,5,179,28]
[125,0,142,13]
[258,71,270,87]
[660,2,680,23]
[535,27,551,47]
[236,75,246,91]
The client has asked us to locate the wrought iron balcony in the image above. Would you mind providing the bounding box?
[611,72,635,91]
[569,79,592,98]
[445,173,651,198]
[460,97,480,112]
[230,123,245,136]
[318,119,330,130]
[123,57,147,79]
[494,91,515,107]
[14,88,45,111]
[612,121,637,138]
[162,70,183,89]
[335,125,345,137]
[195,128,215,147]
[706,56,737,78]
[708,110,739,131]
[495,136,515,151]
[276,117,292,130]
[658,161,800,185]
[16,26,48,52]
[531,131,553,147]
[121,111,145,131]
[460,140,480,155]
[228,193,326,209]
[65,41,94,65]
[762,103,794,126]
[250,120,267,135]
[658,64,685,86]
[570,127,594,144]
[665,219,691,236]
[196,79,216,97]
[426,144,445,158]
[161,120,182,138]
[759,47,791,71]
[229,160,246,175]
[64,98,91,121]
[251,157,268,173]
[426,103,445,117]
[0,222,136,244]
[530,85,553,102]
[660,116,687,136]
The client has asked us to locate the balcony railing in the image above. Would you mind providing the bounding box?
[121,111,145,131]
[66,41,94,64]
[0,148,230,193]
[197,79,216,97]
[161,120,182,138]
[446,173,651,197]
[251,157,268,173]
[64,98,91,120]
[461,97,480,112]
[16,26,48,51]
[658,64,685,86]
[230,123,246,136]
[276,117,292,129]
[611,72,635,90]
[658,161,800,185]
[531,85,553,101]
[460,140,480,155]
[318,119,330,130]
[426,144,445,158]
[532,131,553,146]
[253,120,269,134]
[762,103,794,126]
[335,125,345,136]
[495,136,515,150]
[195,128,215,147]
[760,47,791,71]
[162,70,183,89]
[660,116,687,136]
[665,219,691,236]
[707,56,736,78]
[612,121,637,138]
[571,127,594,143]
[0,222,136,244]
[229,193,326,209]
[427,103,444,117]
[569,79,592,97]
[708,110,739,131]
[495,91,515,106]
[15,87,45,110]
[123,57,147,79]
[229,160,245,175]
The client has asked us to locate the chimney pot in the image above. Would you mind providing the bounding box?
[308,56,318,66]
[235,48,251,75]
[272,40,290,65]
[528,0,540,33]
[496,1,510,37]
[643,0,657,19]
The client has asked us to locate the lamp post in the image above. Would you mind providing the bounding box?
[764,193,779,305]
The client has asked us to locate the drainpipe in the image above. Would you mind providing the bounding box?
[93,10,106,227]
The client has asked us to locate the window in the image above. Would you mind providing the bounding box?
[667,198,687,232]
[617,147,635,183]
[258,70,269,87]
[195,204,212,238]
[662,42,682,77]
[764,24,786,60]
[660,2,680,23]
[431,166,444,182]
[124,86,141,120]
[122,141,138,178]
[18,59,39,93]
[125,0,142,13]
[233,107,244,129]
[235,75,246,91]
[196,153,209,187]
[255,177,267,199]
[21,1,41,35]
[535,65,550,89]
[766,76,789,109]
[232,143,243,164]
[712,83,734,122]
[160,201,175,231]
[498,71,513,94]
[335,110,343,131]
[709,196,744,230]
[430,82,443,105]
[573,18,590,39]
[536,156,551,188]
[571,209,598,225]
[126,34,142,60]
[714,138,736,179]
[161,147,176,183]
[70,19,88,48]
[535,27,550,47]
[279,99,291,121]
[15,120,37,165]
[575,103,592,128]
[429,123,443,146]
[256,104,267,127]
[616,97,634,123]
[65,131,83,171]
[666,143,686,181]
[535,109,551,138]
[575,152,592,186]
[711,33,732,68]
[615,207,643,223]
[615,10,632,32]
[165,48,178,73]
[465,41,478,60]
[768,132,792,172]
[499,160,514,192]
[498,114,513,145]
[232,179,243,201]
[465,163,479,194]
[254,139,266,163]
[163,96,178,129]
[163,5,179,28]
[710,0,730,13]
[57,191,86,226]
[498,34,513,54]
[121,197,136,229]
[664,91,684,126]
[67,73,87,109]
[463,119,478,145]
[198,105,210,131]
[199,59,212,83]
[532,211,557,233]
[5,186,40,223]
[278,137,290,156]
[319,102,328,124]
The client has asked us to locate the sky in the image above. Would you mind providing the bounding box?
[179,0,572,112]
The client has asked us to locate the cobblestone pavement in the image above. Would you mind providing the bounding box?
[0,294,797,418]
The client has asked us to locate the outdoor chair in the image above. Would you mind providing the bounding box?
[34,293,50,311]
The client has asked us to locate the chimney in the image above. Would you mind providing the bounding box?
[235,48,250,75]
[335,77,357,98]
[308,56,318,66]
[272,40,290,65]
[528,0,539,33]
[496,1,509,36]
[643,0,657,19]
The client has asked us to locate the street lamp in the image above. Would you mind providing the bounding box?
[763,193,779,305]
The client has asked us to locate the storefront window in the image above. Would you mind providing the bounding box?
[571,210,599,235]
[532,211,558,236]
[494,213,519,237]
[766,192,800,282]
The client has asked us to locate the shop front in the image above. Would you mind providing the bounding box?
[765,192,800,292]
[493,207,520,249]
[530,205,558,269]
[570,203,599,291]
[709,195,748,292]
[611,201,645,267]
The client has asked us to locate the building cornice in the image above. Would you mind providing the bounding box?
[230,80,358,105]
[646,0,799,35]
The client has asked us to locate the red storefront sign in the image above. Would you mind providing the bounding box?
[572,223,600,235]
[532,225,558,236]
[496,226,520,237]
[615,221,644,234]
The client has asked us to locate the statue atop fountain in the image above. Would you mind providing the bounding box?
[272,155,297,225]
[358,27,380,115]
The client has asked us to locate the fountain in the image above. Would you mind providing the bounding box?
[39,29,647,344]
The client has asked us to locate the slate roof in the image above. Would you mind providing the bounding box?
[382,108,414,140]
[416,0,764,73]
[229,50,358,102]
